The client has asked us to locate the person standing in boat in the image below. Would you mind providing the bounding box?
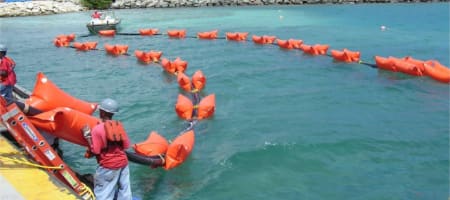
[82,98,132,200]
[0,44,16,104]
[91,10,102,19]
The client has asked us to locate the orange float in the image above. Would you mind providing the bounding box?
[25,72,97,114]
[135,50,163,63]
[276,39,293,49]
[392,58,423,76]
[53,38,70,47]
[197,94,216,120]
[98,30,116,37]
[375,56,396,72]
[197,30,218,39]
[139,28,159,36]
[28,107,101,147]
[167,29,186,38]
[73,41,98,51]
[161,58,177,74]
[177,72,192,92]
[164,130,195,170]
[226,32,248,41]
[331,49,361,63]
[175,94,194,120]
[252,35,276,44]
[55,33,76,42]
[177,70,206,92]
[300,44,329,55]
[422,60,450,83]
[192,70,206,91]
[133,131,169,156]
[403,56,425,72]
[104,44,129,56]
[161,57,187,74]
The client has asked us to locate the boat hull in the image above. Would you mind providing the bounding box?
[86,20,121,34]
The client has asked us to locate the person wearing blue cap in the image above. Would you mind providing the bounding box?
[82,98,132,200]
[0,44,16,103]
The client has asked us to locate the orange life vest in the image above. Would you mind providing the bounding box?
[104,120,127,146]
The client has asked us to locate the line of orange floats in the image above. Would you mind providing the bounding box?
[52,30,450,84]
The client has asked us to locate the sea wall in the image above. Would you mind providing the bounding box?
[0,0,85,17]
[0,0,446,17]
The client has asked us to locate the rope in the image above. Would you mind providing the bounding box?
[79,182,96,200]
[0,156,63,170]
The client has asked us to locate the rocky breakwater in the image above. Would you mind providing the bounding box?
[110,0,442,9]
[0,0,86,17]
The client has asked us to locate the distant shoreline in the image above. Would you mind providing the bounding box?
[0,0,447,18]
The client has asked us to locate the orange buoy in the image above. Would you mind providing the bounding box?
[161,58,177,74]
[172,57,188,73]
[104,44,128,56]
[177,70,206,92]
[55,33,75,42]
[300,44,329,55]
[139,28,159,36]
[29,107,101,147]
[393,58,423,76]
[331,49,360,63]
[422,60,450,83]
[192,70,206,91]
[133,131,169,156]
[164,130,195,170]
[288,39,303,49]
[25,72,97,114]
[98,30,116,37]
[73,41,98,51]
[135,50,163,63]
[375,56,396,72]
[53,38,70,47]
[167,29,186,38]
[226,32,248,41]
[197,94,216,120]
[252,35,276,45]
[197,30,218,39]
[175,94,194,120]
[403,56,425,72]
[177,72,192,92]
[276,39,293,49]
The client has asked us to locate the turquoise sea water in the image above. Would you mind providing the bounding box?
[0,3,449,199]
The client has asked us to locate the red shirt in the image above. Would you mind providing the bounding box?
[91,12,101,19]
[0,56,16,85]
[90,122,130,169]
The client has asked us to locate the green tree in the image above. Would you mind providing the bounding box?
[82,0,113,9]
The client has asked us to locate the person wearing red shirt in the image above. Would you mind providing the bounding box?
[91,11,102,19]
[83,98,132,200]
[0,44,16,104]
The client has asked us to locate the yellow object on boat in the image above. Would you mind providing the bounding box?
[0,135,80,200]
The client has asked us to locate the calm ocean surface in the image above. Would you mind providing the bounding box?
[0,3,449,199]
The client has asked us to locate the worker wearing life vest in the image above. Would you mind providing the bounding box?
[0,44,16,104]
[83,98,132,200]
[91,11,102,19]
